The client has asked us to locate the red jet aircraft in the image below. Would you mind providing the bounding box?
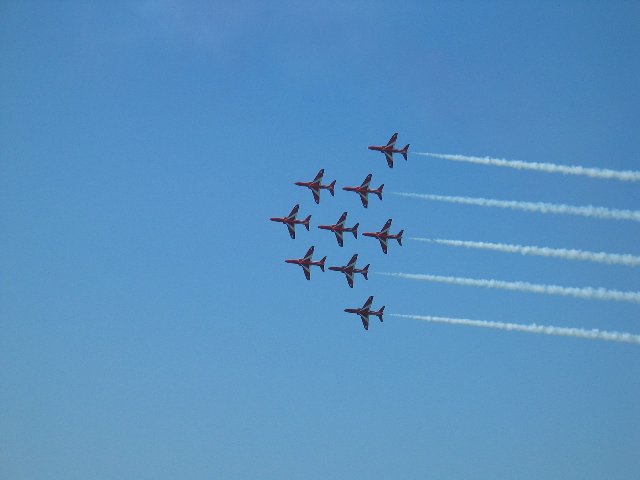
[294,169,336,204]
[329,254,369,288]
[285,246,326,280]
[363,219,404,254]
[270,204,311,239]
[317,212,358,247]
[344,295,384,330]
[368,132,409,168]
[342,173,383,208]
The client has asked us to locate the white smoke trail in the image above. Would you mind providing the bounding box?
[377,272,640,304]
[413,152,640,182]
[393,192,640,223]
[411,237,640,268]
[391,314,640,345]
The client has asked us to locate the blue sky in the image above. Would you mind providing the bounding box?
[1,1,639,478]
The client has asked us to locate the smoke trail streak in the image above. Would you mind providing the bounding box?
[391,314,640,345]
[393,192,640,223]
[377,272,640,304]
[413,152,640,182]
[411,237,640,267]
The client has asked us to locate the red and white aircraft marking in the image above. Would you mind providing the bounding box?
[344,295,384,330]
[294,168,336,204]
[329,254,369,288]
[368,132,409,168]
[317,212,358,247]
[270,204,311,239]
[285,246,326,280]
[342,173,383,208]
[363,219,404,254]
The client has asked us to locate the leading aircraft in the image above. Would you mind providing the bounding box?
[285,246,326,280]
[363,219,404,254]
[342,173,383,208]
[328,254,369,288]
[294,169,336,204]
[317,212,358,247]
[344,295,384,330]
[368,132,409,168]
[269,204,311,239]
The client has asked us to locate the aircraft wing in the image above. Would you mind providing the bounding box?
[379,237,388,254]
[304,246,314,260]
[363,296,374,309]
[361,174,372,188]
[312,188,321,204]
[313,169,324,182]
[359,191,369,208]
[337,212,347,227]
[287,223,296,239]
[360,314,369,330]
[381,219,392,233]
[335,231,344,247]
[384,151,394,168]
[347,254,358,267]
[386,133,398,147]
[287,204,299,220]
[302,265,311,280]
[346,272,354,288]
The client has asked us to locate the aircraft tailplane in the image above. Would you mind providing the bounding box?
[401,145,409,160]
[362,264,369,280]
[328,180,336,196]
[397,230,404,245]
[319,256,326,272]
[352,223,359,239]
[303,215,311,230]
[375,185,384,200]
[375,306,385,322]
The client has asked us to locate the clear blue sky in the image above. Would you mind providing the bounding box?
[2,1,639,478]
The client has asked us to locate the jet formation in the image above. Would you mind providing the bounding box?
[271,133,409,330]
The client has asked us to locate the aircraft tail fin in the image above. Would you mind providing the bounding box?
[328,180,336,196]
[397,230,404,245]
[303,215,311,230]
[352,223,359,239]
[362,264,369,280]
[375,184,384,200]
[319,256,326,272]
[401,144,409,160]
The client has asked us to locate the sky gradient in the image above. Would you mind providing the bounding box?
[2,2,639,479]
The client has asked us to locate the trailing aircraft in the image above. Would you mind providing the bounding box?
[294,169,336,204]
[317,212,358,247]
[328,254,369,288]
[363,219,404,254]
[285,246,326,280]
[269,204,311,239]
[342,173,383,208]
[344,295,384,330]
[368,132,409,168]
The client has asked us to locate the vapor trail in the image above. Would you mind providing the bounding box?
[377,272,640,304]
[411,237,640,267]
[393,192,640,223]
[391,314,640,345]
[413,152,640,182]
